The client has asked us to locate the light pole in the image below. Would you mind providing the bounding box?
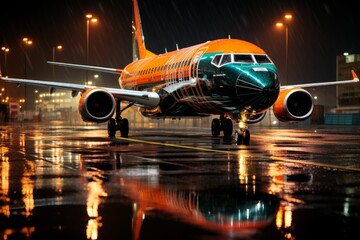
[86,14,98,82]
[1,47,9,101]
[52,45,63,81]
[275,14,292,84]
[23,38,33,111]
[1,47,9,77]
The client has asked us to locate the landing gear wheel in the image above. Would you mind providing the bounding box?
[234,128,250,145]
[211,118,221,136]
[108,118,116,137]
[120,118,129,137]
[223,119,233,137]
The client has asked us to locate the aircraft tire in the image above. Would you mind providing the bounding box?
[211,118,221,136]
[108,118,116,137]
[223,119,233,137]
[120,118,129,137]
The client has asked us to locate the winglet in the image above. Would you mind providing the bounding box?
[351,70,359,82]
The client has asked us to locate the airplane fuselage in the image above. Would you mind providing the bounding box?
[120,39,280,121]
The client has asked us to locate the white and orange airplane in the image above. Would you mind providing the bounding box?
[1,0,359,144]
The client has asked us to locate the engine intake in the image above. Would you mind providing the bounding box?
[79,88,116,122]
[273,88,313,122]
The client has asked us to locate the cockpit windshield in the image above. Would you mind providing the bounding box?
[211,53,272,67]
[254,55,272,64]
[234,54,254,63]
[220,54,232,65]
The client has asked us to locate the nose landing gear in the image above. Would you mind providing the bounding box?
[234,121,250,145]
[233,107,256,145]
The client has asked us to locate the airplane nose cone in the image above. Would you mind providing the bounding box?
[263,85,278,97]
[236,68,280,110]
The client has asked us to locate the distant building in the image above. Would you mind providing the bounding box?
[335,53,360,113]
[35,91,81,122]
[324,54,360,125]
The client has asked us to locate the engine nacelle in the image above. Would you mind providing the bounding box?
[79,88,116,122]
[246,112,266,124]
[273,88,313,122]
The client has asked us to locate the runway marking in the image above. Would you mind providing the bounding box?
[116,136,235,154]
[117,137,360,172]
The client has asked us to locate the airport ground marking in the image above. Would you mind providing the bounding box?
[117,137,360,172]
[116,136,234,154]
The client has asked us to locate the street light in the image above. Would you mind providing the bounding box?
[23,37,33,111]
[86,14,98,82]
[23,38,33,78]
[276,13,292,84]
[1,47,9,77]
[52,45,63,81]
[1,47,9,101]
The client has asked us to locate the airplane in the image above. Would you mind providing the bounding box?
[1,0,359,145]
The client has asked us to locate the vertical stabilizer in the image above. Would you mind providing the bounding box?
[132,0,155,60]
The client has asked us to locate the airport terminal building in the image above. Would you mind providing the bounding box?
[324,53,360,124]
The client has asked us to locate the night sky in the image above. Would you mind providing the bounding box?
[1,0,359,107]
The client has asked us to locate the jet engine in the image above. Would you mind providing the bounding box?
[273,88,313,122]
[79,88,116,122]
[246,112,266,123]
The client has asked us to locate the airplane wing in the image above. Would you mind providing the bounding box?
[47,61,123,75]
[280,70,359,89]
[0,76,160,109]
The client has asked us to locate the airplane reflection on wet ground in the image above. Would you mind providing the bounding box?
[0,122,360,239]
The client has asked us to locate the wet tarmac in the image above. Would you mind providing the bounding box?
[1,121,360,240]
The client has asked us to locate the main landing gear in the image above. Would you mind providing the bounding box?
[211,115,233,138]
[107,100,134,137]
[211,111,251,145]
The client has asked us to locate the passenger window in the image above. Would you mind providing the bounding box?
[254,55,272,63]
[234,54,254,63]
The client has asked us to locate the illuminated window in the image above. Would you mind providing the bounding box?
[345,54,355,63]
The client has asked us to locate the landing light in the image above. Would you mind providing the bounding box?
[239,121,246,129]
